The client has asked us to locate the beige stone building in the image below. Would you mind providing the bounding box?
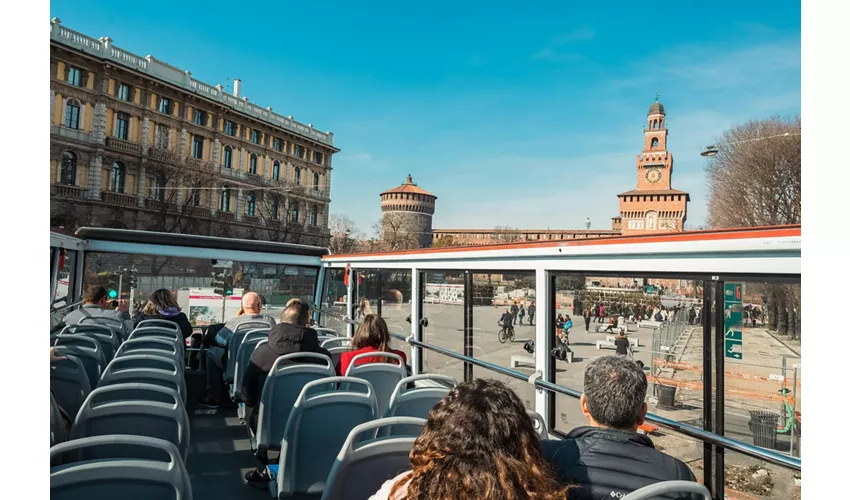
[49,18,337,245]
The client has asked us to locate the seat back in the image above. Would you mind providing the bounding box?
[327,345,354,371]
[50,355,92,421]
[527,410,548,439]
[233,332,269,398]
[344,352,407,413]
[50,391,69,446]
[621,480,711,500]
[321,337,351,349]
[100,355,186,403]
[136,319,181,332]
[257,352,336,452]
[129,327,181,345]
[382,374,455,436]
[226,323,271,383]
[50,435,192,500]
[279,377,378,496]
[314,327,337,337]
[322,417,427,500]
[317,335,334,344]
[78,315,126,341]
[71,383,190,462]
[51,336,106,390]
[60,324,119,363]
[115,338,184,371]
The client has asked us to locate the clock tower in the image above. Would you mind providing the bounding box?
[611,96,689,235]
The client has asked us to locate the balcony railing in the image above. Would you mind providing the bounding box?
[186,157,212,171]
[221,167,242,179]
[148,146,178,162]
[145,198,176,212]
[102,191,137,207]
[243,215,260,225]
[51,184,86,199]
[245,172,264,184]
[218,211,236,222]
[51,124,92,143]
[186,205,212,219]
[106,137,142,154]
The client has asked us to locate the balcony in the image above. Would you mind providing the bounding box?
[148,146,178,162]
[186,205,212,219]
[51,184,86,199]
[102,191,137,207]
[145,198,177,212]
[220,167,243,180]
[218,211,236,222]
[106,137,141,154]
[51,124,92,143]
[186,157,212,171]
[243,215,260,225]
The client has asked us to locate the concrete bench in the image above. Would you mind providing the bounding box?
[606,335,639,347]
[595,324,626,334]
[596,340,616,350]
[638,320,663,329]
[510,355,536,368]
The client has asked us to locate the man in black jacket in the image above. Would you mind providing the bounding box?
[541,356,697,499]
[240,300,331,488]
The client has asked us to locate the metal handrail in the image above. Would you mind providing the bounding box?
[50,299,83,314]
[308,305,801,472]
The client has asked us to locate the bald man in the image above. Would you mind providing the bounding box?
[200,292,276,408]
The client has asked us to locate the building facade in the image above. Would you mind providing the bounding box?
[49,18,337,245]
[433,228,620,246]
[612,97,689,234]
[380,175,436,249]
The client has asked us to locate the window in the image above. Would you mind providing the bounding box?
[189,186,201,206]
[249,154,258,174]
[246,192,256,216]
[192,135,204,159]
[313,172,320,191]
[224,120,235,136]
[310,205,318,226]
[67,66,82,86]
[314,151,324,165]
[64,99,81,129]
[220,187,232,212]
[272,161,280,180]
[270,198,280,219]
[115,112,130,140]
[222,146,233,169]
[158,97,172,115]
[273,138,281,151]
[294,166,301,185]
[295,145,304,159]
[251,130,260,144]
[117,83,131,101]
[651,137,659,149]
[194,110,206,126]
[110,162,126,193]
[151,174,166,201]
[290,203,299,223]
[155,124,170,149]
[60,152,77,185]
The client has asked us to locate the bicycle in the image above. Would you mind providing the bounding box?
[498,322,515,343]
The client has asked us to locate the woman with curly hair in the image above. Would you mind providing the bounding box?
[370,378,571,500]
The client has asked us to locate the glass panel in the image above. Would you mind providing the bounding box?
[421,271,466,383]
[318,268,347,333]
[53,249,77,308]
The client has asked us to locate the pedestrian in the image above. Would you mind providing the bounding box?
[519,305,526,326]
[510,302,519,325]
[528,302,536,326]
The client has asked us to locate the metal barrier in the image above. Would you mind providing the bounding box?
[50,299,83,315]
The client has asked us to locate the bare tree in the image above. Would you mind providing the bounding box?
[433,234,457,248]
[144,154,219,235]
[329,214,362,254]
[253,184,309,243]
[705,116,801,339]
[374,213,420,251]
[493,225,522,243]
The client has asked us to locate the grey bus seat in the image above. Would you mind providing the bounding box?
[52,336,106,390]
[256,353,336,454]
[78,315,127,341]
[100,355,187,403]
[50,391,69,446]
[129,326,182,346]
[60,324,119,362]
[326,346,354,371]
[231,331,269,400]
[314,327,337,337]
[136,319,181,332]
[275,376,379,499]
[50,355,91,421]
[317,335,334,345]
[50,435,192,500]
[71,383,191,462]
[527,410,548,439]
[381,374,455,437]
[621,480,711,500]
[115,338,184,371]
[225,323,272,383]
[344,352,407,414]
[321,417,427,500]
[320,337,351,349]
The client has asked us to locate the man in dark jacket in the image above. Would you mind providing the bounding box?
[240,300,331,488]
[541,356,697,499]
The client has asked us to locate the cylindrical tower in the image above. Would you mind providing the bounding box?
[380,175,437,248]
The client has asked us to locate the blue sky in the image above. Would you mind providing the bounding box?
[50,1,800,235]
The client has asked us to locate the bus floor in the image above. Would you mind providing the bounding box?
[185,370,269,499]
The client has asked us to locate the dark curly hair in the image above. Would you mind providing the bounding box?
[390,378,570,500]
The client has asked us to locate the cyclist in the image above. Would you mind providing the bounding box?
[499,308,515,339]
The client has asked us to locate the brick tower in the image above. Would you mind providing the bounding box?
[380,175,437,248]
[613,96,690,235]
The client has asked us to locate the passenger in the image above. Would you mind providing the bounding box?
[338,314,407,375]
[200,292,275,408]
[63,285,133,338]
[541,356,697,499]
[240,299,331,488]
[135,288,193,339]
[371,379,570,500]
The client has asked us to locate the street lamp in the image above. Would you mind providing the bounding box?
[700,146,718,157]
[585,218,591,230]
[701,132,796,157]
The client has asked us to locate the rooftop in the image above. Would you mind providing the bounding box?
[381,175,436,197]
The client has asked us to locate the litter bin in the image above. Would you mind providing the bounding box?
[657,385,676,408]
[749,411,779,449]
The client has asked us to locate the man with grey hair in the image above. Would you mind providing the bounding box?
[541,356,697,499]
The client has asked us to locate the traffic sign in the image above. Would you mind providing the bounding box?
[725,339,743,359]
[724,283,742,304]
[724,282,743,359]
[725,328,742,341]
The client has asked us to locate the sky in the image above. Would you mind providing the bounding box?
[49,1,801,235]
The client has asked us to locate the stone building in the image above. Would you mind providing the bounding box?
[380,175,436,249]
[49,18,337,245]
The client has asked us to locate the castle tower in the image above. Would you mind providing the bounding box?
[380,175,437,248]
[613,96,689,234]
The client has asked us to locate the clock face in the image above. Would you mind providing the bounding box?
[646,168,662,183]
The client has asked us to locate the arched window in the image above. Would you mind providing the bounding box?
[222,146,233,169]
[249,154,258,174]
[110,161,126,193]
[60,151,77,185]
[246,192,256,216]
[310,205,318,226]
[64,99,81,129]
[290,203,299,223]
[272,161,280,181]
[270,198,280,219]
[220,186,231,212]
[294,166,301,185]
[313,172,320,191]
[651,137,659,149]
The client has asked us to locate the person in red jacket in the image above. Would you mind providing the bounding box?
[338,314,407,375]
